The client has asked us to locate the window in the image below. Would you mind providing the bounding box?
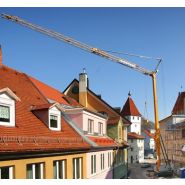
[88,119,94,134]
[27,163,44,179]
[53,160,66,179]
[131,147,133,152]
[91,155,96,174]
[118,126,122,140]
[50,115,58,128]
[98,122,103,135]
[133,116,134,120]
[100,154,105,170]
[0,105,10,122]
[0,88,19,127]
[182,129,185,138]
[0,166,13,179]
[48,106,61,131]
[131,139,133,143]
[73,158,82,179]
[108,152,112,167]
[138,116,140,120]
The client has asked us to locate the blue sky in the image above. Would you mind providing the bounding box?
[0,8,185,121]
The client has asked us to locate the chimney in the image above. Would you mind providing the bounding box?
[0,45,2,66]
[79,68,88,107]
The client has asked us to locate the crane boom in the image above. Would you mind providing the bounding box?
[0,13,161,171]
[0,13,153,75]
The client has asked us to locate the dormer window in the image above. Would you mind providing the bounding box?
[0,87,20,127]
[0,105,10,123]
[50,114,58,129]
[31,103,62,131]
[48,106,61,131]
[49,107,61,130]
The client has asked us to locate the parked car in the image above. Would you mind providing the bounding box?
[141,163,151,168]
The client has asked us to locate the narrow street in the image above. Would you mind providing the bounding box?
[128,159,156,179]
[128,163,150,179]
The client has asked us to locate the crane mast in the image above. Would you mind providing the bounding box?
[0,13,161,171]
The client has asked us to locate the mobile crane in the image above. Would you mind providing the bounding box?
[0,13,166,173]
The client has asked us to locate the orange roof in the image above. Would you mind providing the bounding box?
[87,136,117,147]
[0,65,90,153]
[172,92,185,114]
[87,136,129,148]
[29,76,80,107]
[121,96,141,117]
[128,132,145,139]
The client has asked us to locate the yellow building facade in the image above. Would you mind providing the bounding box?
[0,152,87,179]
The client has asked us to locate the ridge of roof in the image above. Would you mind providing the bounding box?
[121,96,141,117]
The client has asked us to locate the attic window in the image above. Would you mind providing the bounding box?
[50,115,58,128]
[0,88,19,127]
[0,105,10,122]
[48,106,61,131]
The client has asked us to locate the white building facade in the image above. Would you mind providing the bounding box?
[121,94,145,164]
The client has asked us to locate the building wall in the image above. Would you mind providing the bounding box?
[128,139,144,163]
[82,110,106,135]
[86,150,113,179]
[160,116,185,175]
[127,116,141,135]
[107,125,118,140]
[67,110,106,135]
[0,152,87,179]
[113,148,127,179]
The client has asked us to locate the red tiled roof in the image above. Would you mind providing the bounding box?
[121,97,141,117]
[0,65,90,153]
[128,132,145,139]
[87,136,129,148]
[29,76,80,107]
[143,130,155,139]
[87,136,117,147]
[172,92,185,114]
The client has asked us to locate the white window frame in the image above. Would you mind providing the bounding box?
[100,153,105,170]
[48,107,61,131]
[0,94,15,127]
[0,166,13,179]
[91,155,96,174]
[87,119,94,134]
[53,160,66,179]
[108,152,112,168]
[73,158,82,179]
[26,163,44,179]
[98,122,103,135]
